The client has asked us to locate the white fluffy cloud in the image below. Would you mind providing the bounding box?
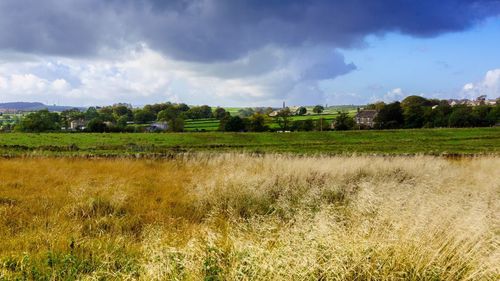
[461,69,500,99]
[0,45,354,106]
[381,88,406,102]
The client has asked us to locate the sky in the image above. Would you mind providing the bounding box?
[0,0,499,107]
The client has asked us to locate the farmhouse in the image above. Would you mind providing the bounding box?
[268,106,301,117]
[269,110,280,117]
[70,119,86,130]
[146,122,168,132]
[355,109,378,128]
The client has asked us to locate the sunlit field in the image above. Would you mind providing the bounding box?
[1,128,499,156]
[0,155,499,280]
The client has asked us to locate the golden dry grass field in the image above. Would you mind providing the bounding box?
[0,155,499,280]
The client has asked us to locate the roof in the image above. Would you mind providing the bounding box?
[356,110,378,118]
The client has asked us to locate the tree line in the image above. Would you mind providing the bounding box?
[367,96,499,129]
[14,103,210,133]
[8,102,331,133]
[6,95,499,133]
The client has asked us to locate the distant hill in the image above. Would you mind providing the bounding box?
[0,102,83,112]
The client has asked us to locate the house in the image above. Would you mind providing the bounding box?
[268,106,301,117]
[70,119,86,130]
[269,110,280,117]
[146,122,168,132]
[355,109,378,128]
[289,106,300,114]
[447,96,498,107]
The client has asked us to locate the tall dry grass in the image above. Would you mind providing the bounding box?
[0,155,498,280]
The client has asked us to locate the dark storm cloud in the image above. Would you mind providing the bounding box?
[0,0,499,61]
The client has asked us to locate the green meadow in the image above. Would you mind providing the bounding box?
[0,127,498,156]
[183,110,357,132]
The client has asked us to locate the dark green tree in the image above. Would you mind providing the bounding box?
[449,105,474,127]
[60,108,85,128]
[86,118,108,132]
[401,95,431,109]
[112,105,133,121]
[333,112,355,130]
[401,96,431,128]
[472,105,494,127]
[237,108,255,118]
[276,108,292,130]
[486,104,500,125]
[85,107,100,121]
[297,106,307,115]
[248,113,269,132]
[403,105,426,128]
[220,116,246,132]
[291,119,314,131]
[167,118,184,132]
[315,118,330,131]
[312,105,324,114]
[133,109,156,124]
[186,105,213,119]
[214,107,230,120]
[157,106,185,132]
[424,104,452,128]
[177,103,190,112]
[374,102,404,129]
[16,110,60,132]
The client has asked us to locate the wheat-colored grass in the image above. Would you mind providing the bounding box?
[0,155,498,280]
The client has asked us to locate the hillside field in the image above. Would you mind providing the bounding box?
[183,111,355,132]
[0,128,499,156]
[0,155,498,279]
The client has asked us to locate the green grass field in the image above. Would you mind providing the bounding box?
[184,111,356,131]
[0,128,498,156]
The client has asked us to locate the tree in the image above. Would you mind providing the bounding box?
[472,105,494,127]
[424,104,452,128]
[291,119,314,131]
[237,108,255,118]
[144,103,170,115]
[157,106,185,132]
[214,107,230,120]
[85,107,100,121]
[315,118,330,131]
[312,105,324,114]
[167,118,184,132]
[113,105,133,121]
[333,111,354,130]
[86,118,108,132]
[248,113,269,132]
[16,110,60,132]
[157,104,186,122]
[297,106,307,115]
[177,103,190,112]
[133,109,156,124]
[60,108,85,128]
[116,116,129,128]
[449,105,474,127]
[186,105,213,119]
[366,102,386,111]
[403,105,425,128]
[486,104,500,125]
[276,108,292,130]
[374,102,404,129]
[97,107,115,122]
[400,95,431,128]
[220,116,246,132]
[401,95,431,109]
